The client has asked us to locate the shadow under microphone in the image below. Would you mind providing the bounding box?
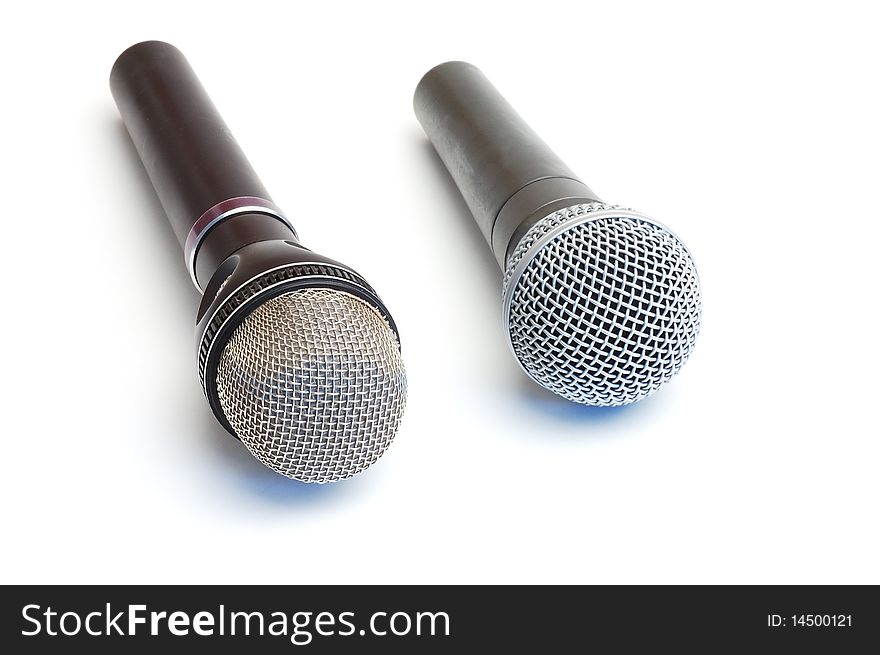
[414,62,701,406]
[111,41,406,482]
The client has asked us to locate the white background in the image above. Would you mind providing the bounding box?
[1,0,877,584]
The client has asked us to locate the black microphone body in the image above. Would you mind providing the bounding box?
[110,41,297,290]
[414,61,602,267]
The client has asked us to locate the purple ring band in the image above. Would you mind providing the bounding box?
[183,196,296,287]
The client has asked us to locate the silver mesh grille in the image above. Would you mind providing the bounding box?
[502,203,701,406]
[215,289,406,482]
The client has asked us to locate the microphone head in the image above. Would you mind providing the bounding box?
[216,289,405,482]
[196,240,406,482]
[502,203,701,406]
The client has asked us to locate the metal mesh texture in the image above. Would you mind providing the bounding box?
[215,288,406,482]
[502,203,701,406]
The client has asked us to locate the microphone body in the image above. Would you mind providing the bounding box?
[414,62,601,266]
[110,41,294,290]
[111,42,406,482]
[415,62,701,406]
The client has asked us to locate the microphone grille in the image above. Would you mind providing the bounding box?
[502,203,701,405]
[215,288,406,482]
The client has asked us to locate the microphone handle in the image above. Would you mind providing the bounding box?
[414,61,602,268]
[110,41,297,290]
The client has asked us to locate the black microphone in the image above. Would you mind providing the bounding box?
[111,41,406,482]
[415,62,701,405]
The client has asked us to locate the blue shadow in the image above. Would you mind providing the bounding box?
[511,375,660,427]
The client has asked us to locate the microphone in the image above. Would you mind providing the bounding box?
[111,41,406,482]
[414,62,701,406]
